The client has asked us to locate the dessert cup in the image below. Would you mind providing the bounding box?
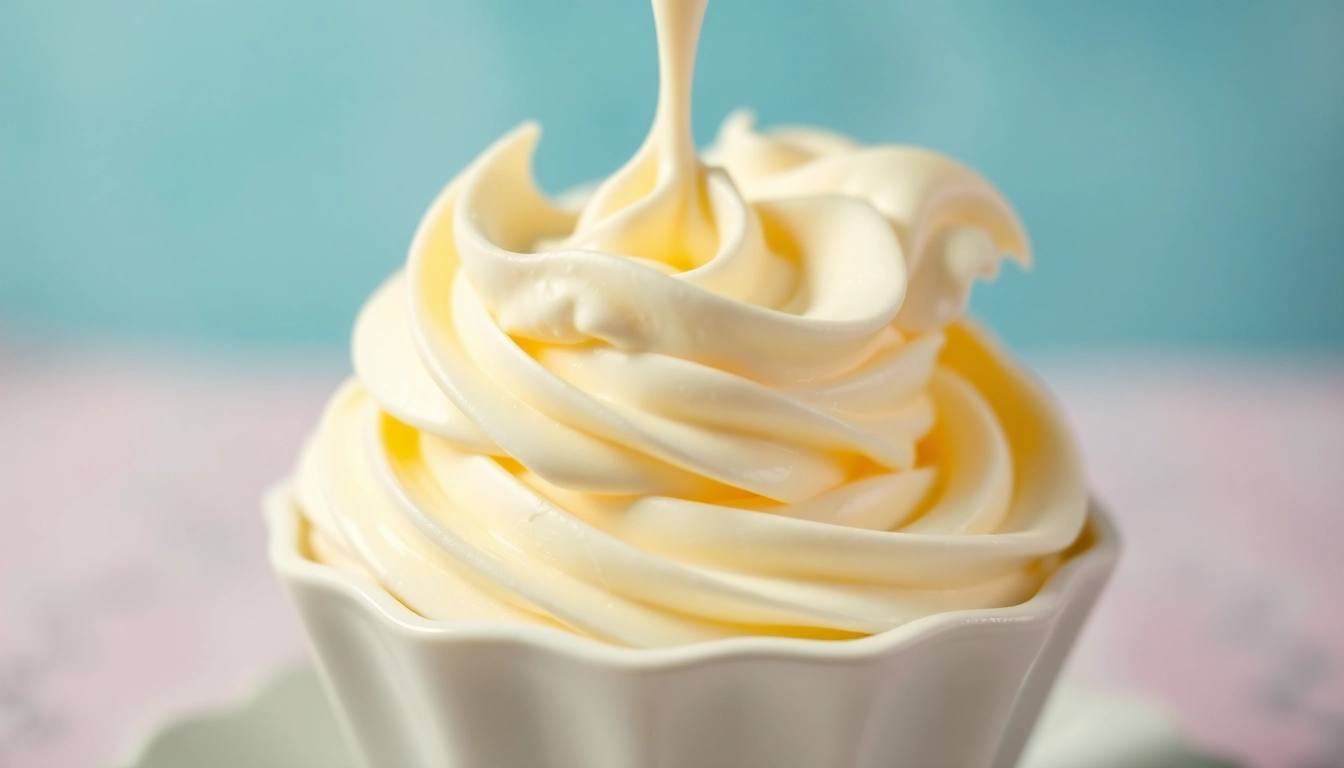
[268,488,1117,768]
[268,3,1116,762]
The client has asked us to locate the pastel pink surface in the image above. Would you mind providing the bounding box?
[0,343,329,768]
[1054,359,1344,768]
[0,341,1340,768]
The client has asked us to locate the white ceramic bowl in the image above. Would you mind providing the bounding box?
[267,485,1118,768]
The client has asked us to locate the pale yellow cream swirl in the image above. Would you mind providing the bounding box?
[291,0,1087,647]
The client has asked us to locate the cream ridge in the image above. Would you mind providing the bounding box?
[287,0,1089,647]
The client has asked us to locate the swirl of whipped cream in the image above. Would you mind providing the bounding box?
[291,0,1088,646]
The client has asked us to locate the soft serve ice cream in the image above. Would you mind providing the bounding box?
[287,0,1088,647]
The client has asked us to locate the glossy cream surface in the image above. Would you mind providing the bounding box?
[291,0,1088,646]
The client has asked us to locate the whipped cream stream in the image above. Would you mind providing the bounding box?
[289,0,1088,646]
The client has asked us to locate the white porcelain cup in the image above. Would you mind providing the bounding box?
[268,486,1117,768]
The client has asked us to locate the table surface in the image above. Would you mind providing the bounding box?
[1,340,1341,768]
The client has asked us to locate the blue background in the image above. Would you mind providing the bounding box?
[2,0,1342,352]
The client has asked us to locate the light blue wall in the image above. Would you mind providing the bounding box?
[2,0,1341,351]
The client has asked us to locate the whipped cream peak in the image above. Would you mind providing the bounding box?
[708,109,1033,333]
[298,0,1088,647]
